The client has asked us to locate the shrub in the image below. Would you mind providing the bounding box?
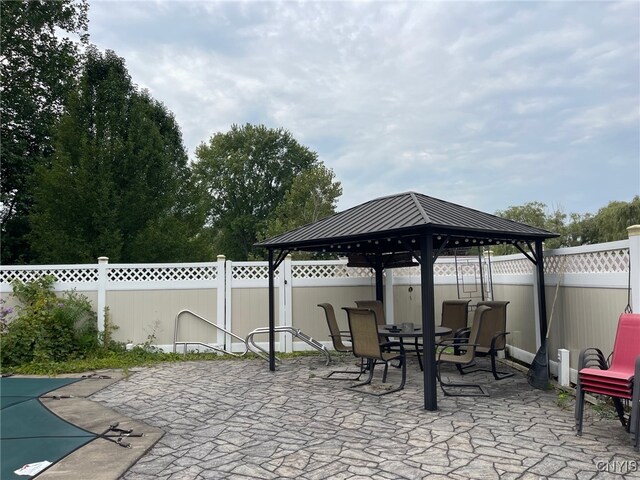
[0,275,99,366]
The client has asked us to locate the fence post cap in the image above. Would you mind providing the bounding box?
[627,225,640,237]
[216,255,226,261]
[97,257,109,264]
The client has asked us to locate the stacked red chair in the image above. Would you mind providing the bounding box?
[575,313,640,451]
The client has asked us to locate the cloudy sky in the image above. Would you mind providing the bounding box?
[87,0,639,216]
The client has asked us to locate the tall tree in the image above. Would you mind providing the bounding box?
[494,201,567,253]
[0,0,88,263]
[263,165,342,243]
[193,124,322,260]
[569,196,640,245]
[29,47,210,263]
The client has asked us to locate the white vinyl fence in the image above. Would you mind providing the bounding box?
[2,230,639,385]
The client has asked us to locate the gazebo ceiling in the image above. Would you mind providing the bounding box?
[256,191,559,255]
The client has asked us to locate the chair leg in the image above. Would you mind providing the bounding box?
[633,357,640,450]
[349,356,406,396]
[437,362,488,397]
[458,361,477,375]
[325,357,366,380]
[349,359,375,389]
[415,338,423,371]
[612,398,627,430]
[376,354,406,395]
[325,369,365,381]
[459,353,513,380]
[490,352,513,380]
[575,383,585,435]
[633,394,640,452]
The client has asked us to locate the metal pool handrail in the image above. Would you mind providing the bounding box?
[245,326,331,366]
[173,309,248,356]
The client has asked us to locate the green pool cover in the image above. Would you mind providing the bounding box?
[1,377,96,479]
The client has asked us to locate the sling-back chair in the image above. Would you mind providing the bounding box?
[343,307,406,396]
[575,313,640,451]
[459,300,513,380]
[436,305,492,397]
[440,299,471,341]
[356,299,421,369]
[318,303,364,380]
[354,300,386,326]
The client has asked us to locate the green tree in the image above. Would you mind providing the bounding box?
[568,196,640,245]
[193,124,321,260]
[494,201,567,253]
[29,48,211,263]
[0,0,88,264]
[263,165,342,256]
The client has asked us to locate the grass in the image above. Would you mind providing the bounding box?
[555,389,573,411]
[0,348,327,377]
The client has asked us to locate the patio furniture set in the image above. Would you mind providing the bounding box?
[320,300,640,451]
[318,299,511,397]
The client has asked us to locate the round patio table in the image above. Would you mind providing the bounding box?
[378,325,452,371]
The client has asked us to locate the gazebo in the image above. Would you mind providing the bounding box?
[256,191,559,410]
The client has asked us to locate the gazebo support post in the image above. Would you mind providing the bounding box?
[374,254,384,302]
[420,232,438,411]
[534,240,548,347]
[268,249,276,372]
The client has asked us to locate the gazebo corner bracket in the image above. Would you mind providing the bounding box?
[272,249,291,269]
[515,241,538,265]
[432,235,451,264]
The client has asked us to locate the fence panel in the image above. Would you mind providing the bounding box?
[0,238,633,383]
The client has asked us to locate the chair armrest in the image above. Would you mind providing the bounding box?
[490,331,510,351]
[437,342,479,361]
[454,327,470,339]
[436,339,479,349]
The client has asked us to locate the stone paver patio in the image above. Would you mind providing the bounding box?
[91,354,639,479]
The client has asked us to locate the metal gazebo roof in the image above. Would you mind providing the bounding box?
[257,191,557,254]
[257,191,558,412]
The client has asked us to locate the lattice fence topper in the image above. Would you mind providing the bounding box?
[490,258,534,276]
[292,263,373,279]
[108,265,218,282]
[0,267,99,285]
[0,245,630,287]
[544,248,630,274]
[232,264,277,280]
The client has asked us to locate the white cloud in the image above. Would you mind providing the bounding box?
[87,0,640,215]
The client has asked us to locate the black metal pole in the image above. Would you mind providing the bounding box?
[420,232,437,411]
[534,240,548,346]
[375,254,384,302]
[477,247,485,301]
[268,249,276,371]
